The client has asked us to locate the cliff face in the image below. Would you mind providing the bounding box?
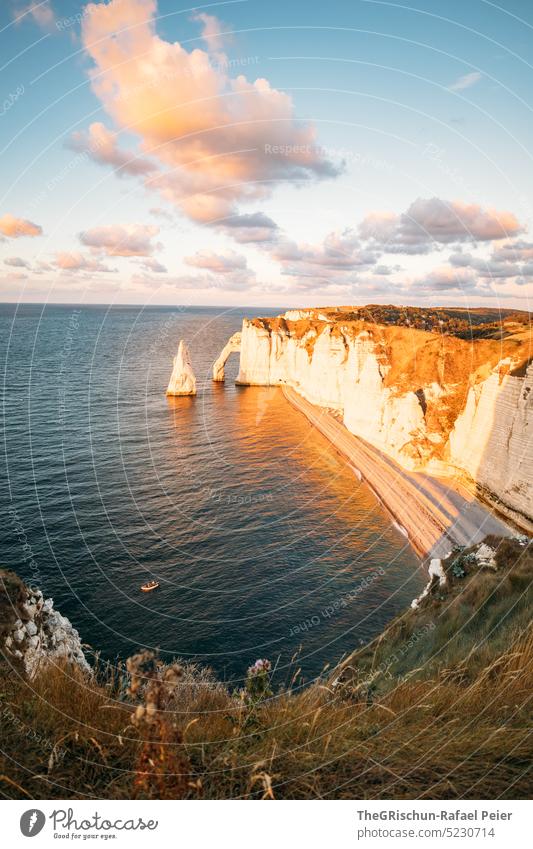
[0,570,90,679]
[235,310,532,531]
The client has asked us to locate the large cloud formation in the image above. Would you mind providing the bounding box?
[81,0,339,223]
[359,198,523,254]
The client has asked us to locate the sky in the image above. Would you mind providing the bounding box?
[1,0,532,308]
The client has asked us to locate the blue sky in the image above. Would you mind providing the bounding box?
[1,0,532,307]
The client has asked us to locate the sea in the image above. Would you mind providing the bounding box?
[1,303,425,686]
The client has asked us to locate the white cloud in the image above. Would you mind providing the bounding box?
[79,224,160,257]
[449,71,482,92]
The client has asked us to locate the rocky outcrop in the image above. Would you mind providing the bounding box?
[235,312,532,531]
[212,331,241,381]
[0,570,90,679]
[166,340,197,396]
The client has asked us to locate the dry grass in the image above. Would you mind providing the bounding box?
[1,539,531,800]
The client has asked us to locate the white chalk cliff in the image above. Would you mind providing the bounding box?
[166,340,197,396]
[227,313,532,531]
[212,331,241,381]
[1,570,90,679]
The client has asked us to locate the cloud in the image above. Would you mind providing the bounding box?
[68,123,157,177]
[79,224,160,256]
[271,228,378,281]
[184,249,247,273]
[412,266,480,293]
[4,256,30,268]
[449,71,482,92]
[221,212,279,243]
[139,257,167,273]
[491,239,533,263]
[149,207,174,221]
[54,252,115,272]
[359,198,523,253]
[81,0,340,223]
[448,241,533,287]
[12,1,55,29]
[192,11,231,52]
[0,214,42,238]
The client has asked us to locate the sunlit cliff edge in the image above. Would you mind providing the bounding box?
[229,306,532,532]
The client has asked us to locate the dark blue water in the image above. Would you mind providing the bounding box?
[1,303,424,685]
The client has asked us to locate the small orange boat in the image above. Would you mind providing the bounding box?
[140,580,160,592]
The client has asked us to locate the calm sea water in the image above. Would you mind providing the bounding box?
[1,303,424,685]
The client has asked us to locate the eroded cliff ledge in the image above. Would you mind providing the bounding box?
[234,307,532,531]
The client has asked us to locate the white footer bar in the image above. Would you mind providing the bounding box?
[4,799,531,848]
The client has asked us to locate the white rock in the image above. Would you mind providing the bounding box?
[166,340,197,396]
[475,543,497,570]
[25,620,38,637]
[429,558,447,587]
[212,332,241,381]
[13,629,25,643]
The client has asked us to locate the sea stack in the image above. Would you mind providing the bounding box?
[166,340,197,396]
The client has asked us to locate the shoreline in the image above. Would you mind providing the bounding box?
[282,385,513,559]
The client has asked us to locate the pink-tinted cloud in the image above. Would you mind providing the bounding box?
[0,214,42,238]
[54,252,115,272]
[184,249,247,273]
[81,0,339,223]
[359,198,523,253]
[79,224,160,256]
[68,122,157,177]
